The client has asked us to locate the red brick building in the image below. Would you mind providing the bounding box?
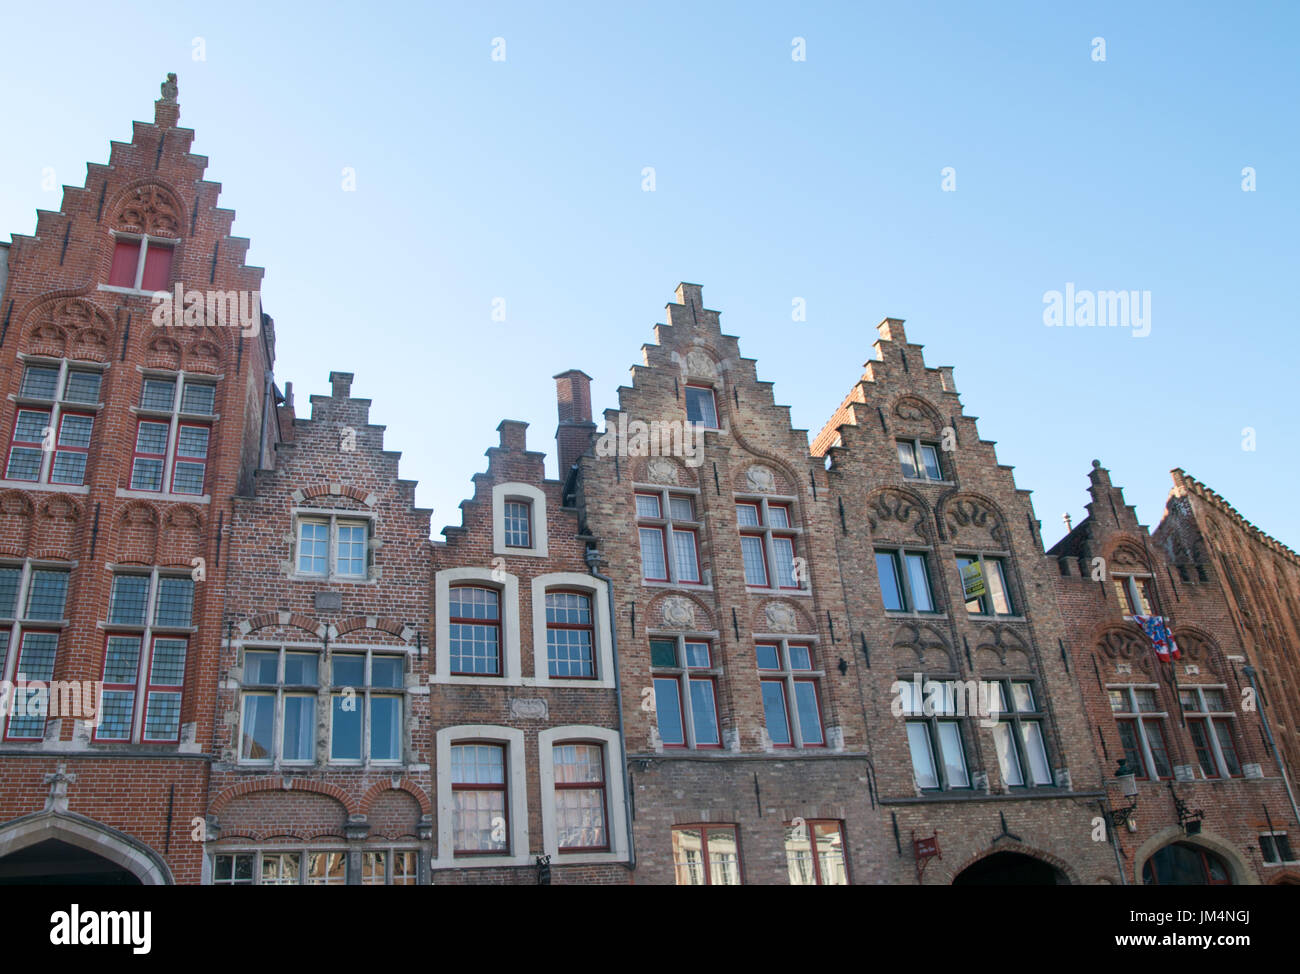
[0,76,275,883]
[1050,462,1299,884]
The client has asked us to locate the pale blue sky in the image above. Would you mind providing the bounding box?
[2,1,1295,550]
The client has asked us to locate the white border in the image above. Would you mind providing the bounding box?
[433,724,531,868]
[492,482,548,557]
[433,567,522,685]
[538,725,628,864]
[530,572,614,688]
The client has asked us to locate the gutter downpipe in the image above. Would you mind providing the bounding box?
[1244,664,1300,828]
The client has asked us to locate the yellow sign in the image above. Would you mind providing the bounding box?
[962,562,985,600]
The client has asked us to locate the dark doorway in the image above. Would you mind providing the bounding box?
[1141,842,1231,885]
[952,851,1068,885]
[0,839,142,885]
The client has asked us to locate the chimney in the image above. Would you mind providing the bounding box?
[498,420,528,452]
[877,317,907,344]
[554,370,596,475]
[329,371,353,399]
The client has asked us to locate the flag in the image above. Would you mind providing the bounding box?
[1133,614,1181,662]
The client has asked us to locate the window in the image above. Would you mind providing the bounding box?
[293,514,371,580]
[684,385,719,429]
[1142,842,1230,885]
[502,500,531,548]
[1112,574,1155,616]
[756,641,824,748]
[128,373,217,496]
[552,742,608,852]
[361,850,419,885]
[0,563,70,741]
[4,631,59,740]
[105,233,175,292]
[24,569,70,621]
[875,549,936,612]
[897,438,943,481]
[988,680,1053,788]
[546,591,595,678]
[899,678,969,790]
[672,825,741,885]
[240,647,319,763]
[784,820,848,885]
[329,650,404,762]
[213,851,355,885]
[737,497,803,591]
[449,585,502,676]
[1260,833,1296,865]
[635,488,703,585]
[1180,686,1242,779]
[956,554,1014,616]
[451,743,509,855]
[212,853,255,885]
[650,637,721,748]
[9,361,104,487]
[1109,686,1173,780]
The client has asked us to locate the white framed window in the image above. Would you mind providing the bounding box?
[987,679,1054,788]
[434,725,530,868]
[530,573,615,687]
[1180,685,1243,780]
[6,358,107,488]
[897,438,944,482]
[755,640,825,749]
[210,850,349,885]
[538,726,629,864]
[292,511,374,581]
[491,482,548,557]
[635,486,705,586]
[736,495,806,592]
[238,646,320,765]
[328,649,405,764]
[1260,832,1296,866]
[684,384,719,429]
[955,553,1015,616]
[434,567,522,685]
[126,370,218,498]
[875,548,938,613]
[1112,573,1155,617]
[361,849,420,885]
[101,231,178,295]
[1108,685,1173,780]
[898,678,970,790]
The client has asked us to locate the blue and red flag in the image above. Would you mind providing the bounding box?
[1133,614,1181,662]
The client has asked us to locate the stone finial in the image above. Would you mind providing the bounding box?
[1062,512,1073,532]
[160,72,178,103]
[154,72,180,128]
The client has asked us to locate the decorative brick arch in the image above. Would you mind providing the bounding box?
[295,483,377,507]
[890,394,944,434]
[360,779,432,816]
[1104,533,1153,572]
[938,490,1009,549]
[334,616,416,643]
[240,611,325,639]
[17,295,117,361]
[943,842,1081,886]
[209,777,359,817]
[1132,826,1259,885]
[106,179,186,237]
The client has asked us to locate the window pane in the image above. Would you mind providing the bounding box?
[283,653,319,686]
[904,553,933,611]
[283,695,316,761]
[920,444,942,480]
[649,639,677,668]
[547,620,594,678]
[240,694,275,760]
[5,446,42,481]
[1145,720,1172,778]
[1201,689,1228,712]
[1214,722,1242,776]
[180,382,216,415]
[13,409,49,443]
[554,743,604,783]
[741,535,768,586]
[689,679,720,745]
[706,828,741,885]
[297,521,328,574]
[370,696,401,760]
[938,722,969,787]
[140,243,173,292]
[673,828,707,885]
[63,370,102,404]
[26,570,69,620]
[148,637,187,685]
[897,441,918,478]
[135,421,170,454]
[813,822,848,885]
[992,722,1024,786]
[986,560,1012,614]
[143,691,182,740]
[108,239,141,287]
[683,642,710,668]
[331,694,361,760]
[244,650,278,684]
[336,521,367,576]
[332,654,365,686]
[653,677,684,745]
[1020,721,1053,785]
[140,378,176,411]
[371,655,403,688]
[638,527,667,580]
[773,536,796,587]
[452,743,505,784]
[1134,578,1154,615]
[876,552,904,610]
[104,635,141,683]
[109,574,150,624]
[0,567,19,617]
[794,681,823,745]
[98,690,135,740]
[171,461,205,495]
[503,500,530,547]
[668,495,694,521]
[448,617,500,676]
[1116,720,1146,777]
[787,645,812,670]
[957,557,985,613]
[1188,719,1217,778]
[672,529,700,582]
[305,852,347,885]
[1134,689,1160,712]
[635,494,661,518]
[761,681,791,745]
[20,366,60,399]
[684,386,718,427]
[735,503,760,527]
[154,576,194,627]
[907,723,939,788]
[755,644,780,670]
[176,425,209,459]
[1108,689,1127,712]
[768,505,790,529]
[262,853,300,885]
[130,458,164,492]
[1011,682,1035,712]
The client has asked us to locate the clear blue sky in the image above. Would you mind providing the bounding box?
[2,1,1296,551]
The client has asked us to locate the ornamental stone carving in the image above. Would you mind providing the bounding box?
[113,183,182,236]
[746,465,776,492]
[764,602,796,632]
[685,349,717,377]
[661,596,696,629]
[647,458,678,484]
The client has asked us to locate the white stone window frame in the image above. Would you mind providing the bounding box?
[433,567,522,685]
[290,508,378,584]
[433,724,530,869]
[4,354,108,491]
[896,437,948,483]
[236,644,324,768]
[634,483,709,590]
[1107,683,1172,781]
[1180,683,1241,780]
[1112,572,1156,618]
[753,634,828,751]
[954,550,1021,619]
[325,645,408,767]
[1259,831,1297,866]
[207,847,351,885]
[118,367,219,503]
[538,726,628,864]
[492,482,548,558]
[97,230,181,297]
[734,492,809,596]
[531,573,615,688]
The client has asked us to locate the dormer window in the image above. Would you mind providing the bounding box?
[898,439,943,482]
[684,385,719,429]
[503,500,532,548]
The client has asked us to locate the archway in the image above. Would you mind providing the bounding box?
[952,851,1069,885]
[1141,842,1231,885]
[0,812,172,885]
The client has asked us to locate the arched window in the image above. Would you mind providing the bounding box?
[1142,842,1231,885]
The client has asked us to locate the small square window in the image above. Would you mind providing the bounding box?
[63,370,103,404]
[181,382,216,415]
[141,378,177,412]
[503,500,531,548]
[20,366,60,400]
[684,385,718,428]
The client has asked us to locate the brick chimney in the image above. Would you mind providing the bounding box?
[554,369,596,475]
[329,371,353,399]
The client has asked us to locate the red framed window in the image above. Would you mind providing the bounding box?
[108,239,142,287]
[684,385,719,428]
[552,742,608,852]
[448,585,501,676]
[131,420,169,491]
[1115,718,1148,779]
[4,630,59,741]
[170,423,209,495]
[1143,720,1173,779]
[636,491,703,585]
[638,525,668,581]
[784,820,849,885]
[503,500,531,548]
[650,638,720,748]
[94,634,142,742]
[545,590,595,678]
[672,824,741,885]
[1187,719,1218,779]
[451,743,509,854]
[756,642,824,748]
[142,635,187,742]
[1142,842,1231,885]
[107,236,174,291]
[49,412,93,485]
[6,408,50,482]
[740,534,768,587]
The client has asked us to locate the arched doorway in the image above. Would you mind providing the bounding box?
[1142,842,1231,885]
[0,812,172,885]
[0,839,142,885]
[952,851,1069,885]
